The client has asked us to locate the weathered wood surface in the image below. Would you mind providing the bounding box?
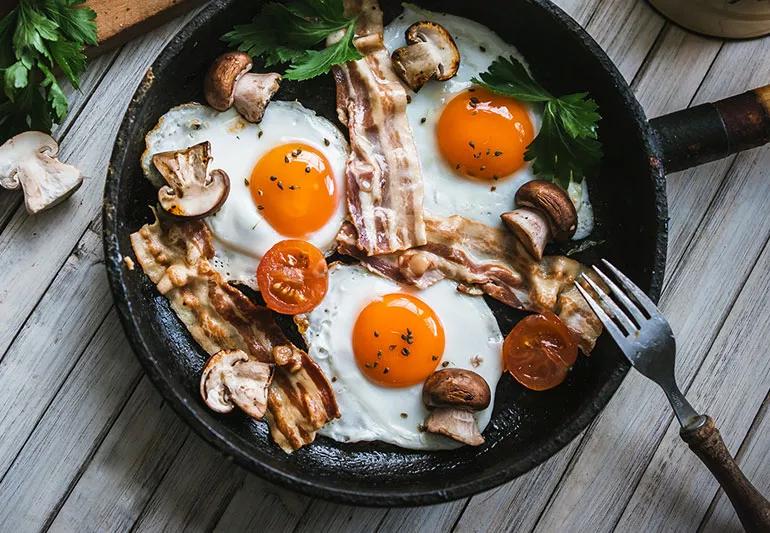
[0,1,767,531]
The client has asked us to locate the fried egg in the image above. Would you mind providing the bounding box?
[301,264,503,450]
[383,4,593,238]
[142,101,349,286]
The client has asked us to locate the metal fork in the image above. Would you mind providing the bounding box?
[575,260,770,531]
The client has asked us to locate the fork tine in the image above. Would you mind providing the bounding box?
[580,273,637,334]
[591,265,646,326]
[601,259,659,316]
[574,280,627,347]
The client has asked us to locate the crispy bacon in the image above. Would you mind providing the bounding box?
[130,216,339,452]
[332,0,426,255]
[338,216,603,353]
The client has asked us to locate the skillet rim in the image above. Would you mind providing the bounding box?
[103,0,668,506]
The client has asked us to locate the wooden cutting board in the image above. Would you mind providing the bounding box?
[86,0,207,53]
[0,1,206,53]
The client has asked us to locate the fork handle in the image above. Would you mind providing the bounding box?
[680,415,770,531]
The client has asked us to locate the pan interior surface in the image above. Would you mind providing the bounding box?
[104,0,666,505]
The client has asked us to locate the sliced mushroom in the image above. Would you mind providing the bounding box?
[152,141,230,219]
[204,51,282,123]
[391,21,460,91]
[0,131,83,214]
[501,207,550,261]
[422,369,491,446]
[200,349,274,419]
[502,180,577,259]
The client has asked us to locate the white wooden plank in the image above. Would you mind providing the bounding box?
[616,215,770,530]
[0,309,142,531]
[632,26,721,117]
[0,51,119,230]
[213,474,311,533]
[132,434,244,532]
[0,12,196,359]
[294,502,388,533]
[533,36,770,531]
[48,377,189,533]
[0,225,112,479]
[701,396,770,532]
[453,439,582,533]
[583,0,664,82]
[378,500,465,533]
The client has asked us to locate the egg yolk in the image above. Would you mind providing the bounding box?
[352,293,445,387]
[249,142,337,237]
[437,87,534,181]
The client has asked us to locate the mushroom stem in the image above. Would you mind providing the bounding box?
[424,407,484,446]
[232,72,282,123]
[501,207,552,260]
[204,52,281,123]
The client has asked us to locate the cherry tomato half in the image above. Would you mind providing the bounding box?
[257,240,328,315]
[503,312,578,391]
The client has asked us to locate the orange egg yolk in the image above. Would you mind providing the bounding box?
[352,293,445,387]
[249,142,337,237]
[437,87,534,181]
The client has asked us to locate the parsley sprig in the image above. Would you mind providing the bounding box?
[223,0,362,81]
[473,56,602,188]
[0,0,97,143]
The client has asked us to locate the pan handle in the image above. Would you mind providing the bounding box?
[649,85,770,174]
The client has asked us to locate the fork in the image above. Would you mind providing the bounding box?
[575,260,770,531]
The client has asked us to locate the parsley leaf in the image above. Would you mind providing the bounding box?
[285,22,361,81]
[223,0,362,81]
[0,0,97,143]
[473,56,602,188]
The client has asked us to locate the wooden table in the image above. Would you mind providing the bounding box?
[0,1,767,531]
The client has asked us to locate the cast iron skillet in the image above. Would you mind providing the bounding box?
[103,0,770,506]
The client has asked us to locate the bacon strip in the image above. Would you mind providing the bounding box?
[130,217,339,452]
[338,216,603,353]
[332,0,426,255]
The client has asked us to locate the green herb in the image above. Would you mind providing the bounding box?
[223,0,362,81]
[0,0,97,142]
[473,56,602,188]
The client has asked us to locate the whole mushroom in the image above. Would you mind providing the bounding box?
[501,180,578,260]
[204,51,282,123]
[0,131,83,214]
[200,349,274,419]
[152,141,230,219]
[391,21,460,91]
[422,368,491,446]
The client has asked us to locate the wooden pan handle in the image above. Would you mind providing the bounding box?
[650,85,770,173]
[680,415,770,531]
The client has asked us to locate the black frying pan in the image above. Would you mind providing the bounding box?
[103,0,770,506]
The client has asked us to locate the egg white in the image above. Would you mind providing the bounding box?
[142,101,349,286]
[302,264,503,450]
[384,4,593,239]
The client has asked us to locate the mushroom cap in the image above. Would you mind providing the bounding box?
[422,368,491,411]
[404,21,460,81]
[391,21,460,91]
[152,141,230,219]
[204,51,253,111]
[501,207,551,260]
[199,349,274,419]
[515,180,577,241]
[0,131,83,214]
